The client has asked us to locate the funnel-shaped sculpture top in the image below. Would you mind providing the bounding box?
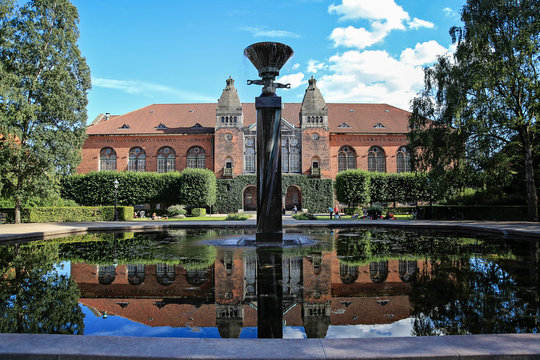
[244,42,293,79]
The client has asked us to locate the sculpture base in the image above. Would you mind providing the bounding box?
[256,232,283,244]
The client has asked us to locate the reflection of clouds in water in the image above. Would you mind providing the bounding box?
[55,261,71,277]
[283,326,307,339]
[326,318,414,338]
[89,324,174,337]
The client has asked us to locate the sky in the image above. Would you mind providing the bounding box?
[70,0,466,123]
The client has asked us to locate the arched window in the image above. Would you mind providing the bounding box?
[282,146,289,172]
[396,146,410,173]
[290,147,301,173]
[157,147,175,173]
[128,147,146,172]
[338,146,356,172]
[369,261,389,283]
[99,147,116,171]
[128,264,145,285]
[187,146,206,169]
[98,265,116,285]
[245,148,255,173]
[368,146,386,172]
[156,263,175,286]
[311,156,320,168]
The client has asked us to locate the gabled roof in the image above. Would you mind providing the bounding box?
[87,103,410,135]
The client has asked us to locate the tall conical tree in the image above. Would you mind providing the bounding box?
[0,0,91,223]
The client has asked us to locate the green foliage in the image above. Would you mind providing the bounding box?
[335,170,370,205]
[292,213,317,220]
[0,0,91,223]
[167,204,187,216]
[0,242,84,334]
[178,168,216,207]
[191,207,206,217]
[61,171,182,206]
[0,206,133,223]
[215,175,333,214]
[409,0,540,221]
[225,213,250,221]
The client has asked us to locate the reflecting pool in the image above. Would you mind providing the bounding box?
[0,228,538,338]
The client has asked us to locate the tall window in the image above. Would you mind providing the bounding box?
[396,146,410,173]
[282,146,289,172]
[245,148,255,173]
[368,146,386,172]
[290,147,301,173]
[99,147,116,171]
[338,146,356,172]
[187,146,206,169]
[157,147,175,173]
[128,147,146,172]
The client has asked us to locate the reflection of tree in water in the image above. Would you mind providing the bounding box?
[0,243,84,334]
[411,252,539,336]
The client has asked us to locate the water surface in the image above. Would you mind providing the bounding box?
[0,228,538,338]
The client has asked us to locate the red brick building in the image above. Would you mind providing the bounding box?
[79,77,411,210]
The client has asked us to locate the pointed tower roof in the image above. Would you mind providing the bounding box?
[217,76,242,116]
[301,76,327,116]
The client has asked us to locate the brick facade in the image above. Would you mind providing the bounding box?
[78,77,412,205]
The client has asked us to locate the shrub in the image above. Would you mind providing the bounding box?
[335,170,370,206]
[292,213,317,220]
[225,213,250,221]
[10,206,135,223]
[178,168,216,208]
[191,207,206,217]
[167,204,187,216]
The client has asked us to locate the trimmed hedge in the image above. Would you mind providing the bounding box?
[215,175,334,213]
[335,170,370,205]
[178,168,216,207]
[191,207,206,217]
[0,206,134,223]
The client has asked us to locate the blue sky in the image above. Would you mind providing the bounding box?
[71,0,465,123]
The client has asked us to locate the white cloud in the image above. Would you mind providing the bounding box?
[400,40,448,66]
[292,63,301,70]
[407,17,434,30]
[443,7,459,18]
[92,77,215,102]
[328,0,433,49]
[241,26,300,38]
[307,59,326,73]
[315,48,434,110]
[277,72,306,89]
[326,318,415,338]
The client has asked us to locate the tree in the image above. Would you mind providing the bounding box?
[409,0,539,221]
[0,0,91,223]
[334,169,370,206]
[178,168,217,208]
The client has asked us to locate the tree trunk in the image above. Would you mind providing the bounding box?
[14,197,21,224]
[521,127,539,222]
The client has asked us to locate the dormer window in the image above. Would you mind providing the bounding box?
[338,122,351,128]
[119,124,130,129]
[156,123,168,130]
[374,122,385,128]
[191,123,203,128]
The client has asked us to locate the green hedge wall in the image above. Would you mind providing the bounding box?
[335,170,370,205]
[61,170,217,207]
[215,175,334,213]
[0,206,134,223]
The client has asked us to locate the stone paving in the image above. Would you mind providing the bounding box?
[0,217,539,359]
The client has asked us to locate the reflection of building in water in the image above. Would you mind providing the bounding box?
[71,249,430,338]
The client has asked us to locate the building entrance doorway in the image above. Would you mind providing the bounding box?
[285,186,302,211]
[243,186,257,211]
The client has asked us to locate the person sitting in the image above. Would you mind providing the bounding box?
[351,213,359,219]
